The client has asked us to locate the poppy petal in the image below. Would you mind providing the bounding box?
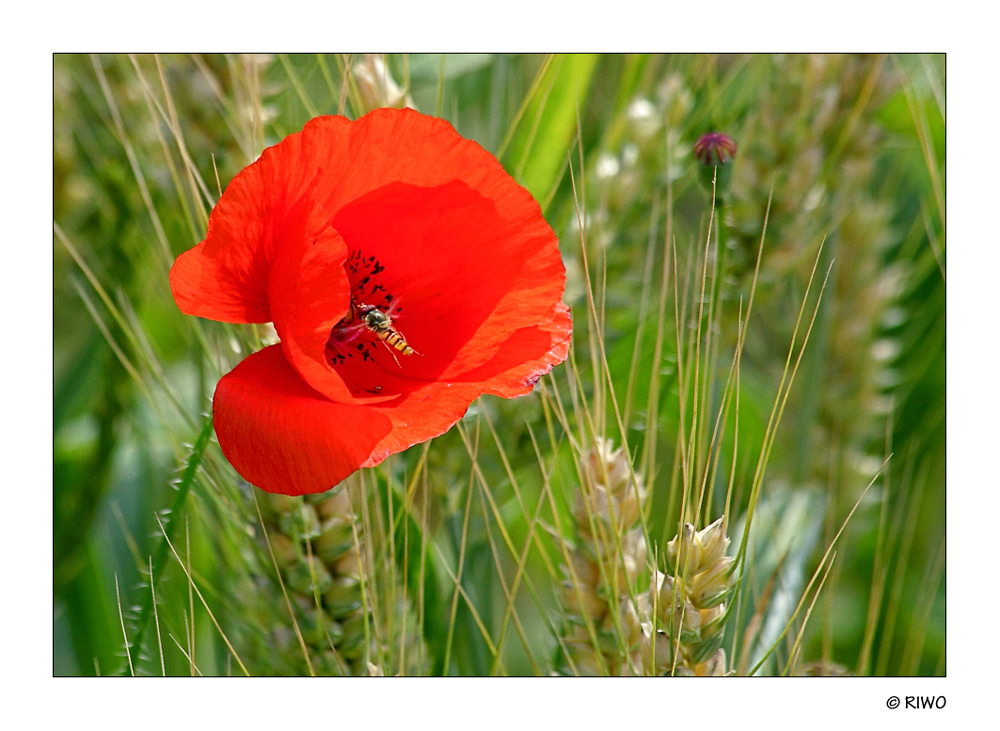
[307,110,555,258]
[362,380,485,468]
[170,120,350,323]
[315,111,561,273]
[463,302,573,398]
[267,194,355,403]
[306,109,505,217]
[329,179,564,382]
[356,305,570,464]
[324,342,434,402]
[213,345,391,495]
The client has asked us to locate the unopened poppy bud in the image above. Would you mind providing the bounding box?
[694,132,737,166]
[694,132,737,199]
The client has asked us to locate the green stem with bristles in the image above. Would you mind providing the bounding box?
[120,413,214,675]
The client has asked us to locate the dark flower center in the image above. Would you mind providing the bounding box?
[325,249,410,380]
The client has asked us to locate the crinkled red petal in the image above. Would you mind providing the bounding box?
[362,380,484,468]
[330,179,564,382]
[306,109,505,216]
[267,193,354,403]
[213,345,391,495]
[170,118,351,323]
[306,112,563,272]
[464,302,574,398]
[326,345,434,403]
[356,304,569,465]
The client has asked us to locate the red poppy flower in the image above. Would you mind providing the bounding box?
[170,108,572,496]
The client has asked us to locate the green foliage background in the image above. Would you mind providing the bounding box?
[53,53,944,676]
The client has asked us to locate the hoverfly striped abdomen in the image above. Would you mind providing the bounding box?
[359,306,417,358]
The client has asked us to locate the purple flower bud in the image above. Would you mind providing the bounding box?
[694,132,737,166]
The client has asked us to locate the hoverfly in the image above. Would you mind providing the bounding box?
[332,300,418,367]
[358,305,417,359]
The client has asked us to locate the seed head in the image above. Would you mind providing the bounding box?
[580,438,647,530]
[666,522,701,575]
[352,54,413,111]
[697,517,730,567]
[691,556,735,607]
[640,627,670,674]
[698,648,728,676]
[694,132,737,166]
[666,518,730,576]
[637,518,735,675]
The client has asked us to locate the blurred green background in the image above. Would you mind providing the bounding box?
[54,53,944,676]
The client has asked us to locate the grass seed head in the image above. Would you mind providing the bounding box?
[640,520,735,675]
[352,54,413,112]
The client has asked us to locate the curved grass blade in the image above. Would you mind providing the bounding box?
[119,413,214,675]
